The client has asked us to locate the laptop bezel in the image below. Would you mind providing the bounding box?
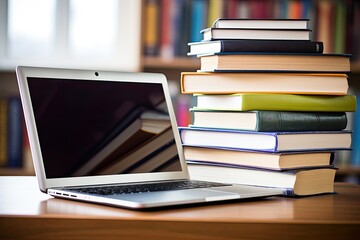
[16,66,190,192]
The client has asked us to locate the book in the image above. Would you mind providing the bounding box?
[194,93,357,112]
[180,72,348,95]
[199,53,351,73]
[144,0,160,56]
[187,39,324,56]
[190,110,348,132]
[207,0,224,28]
[187,163,337,197]
[201,28,311,41]
[190,0,207,43]
[212,18,309,29]
[178,127,352,152]
[0,98,7,167]
[184,146,334,170]
[7,97,23,168]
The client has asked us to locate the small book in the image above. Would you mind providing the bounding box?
[187,39,323,56]
[199,53,351,73]
[190,110,348,132]
[201,28,311,41]
[178,127,352,152]
[212,18,309,29]
[194,93,357,112]
[180,72,348,95]
[184,146,334,170]
[187,162,336,197]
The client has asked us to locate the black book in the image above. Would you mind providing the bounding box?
[188,39,323,56]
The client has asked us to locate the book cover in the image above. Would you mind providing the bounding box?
[212,18,309,29]
[174,0,192,56]
[193,93,357,112]
[184,145,334,170]
[160,0,174,58]
[187,162,337,197]
[187,39,324,56]
[190,110,348,132]
[190,0,208,43]
[7,97,23,168]
[0,98,7,167]
[180,72,347,95]
[179,127,352,152]
[201,27,312,41]
[144,0,160,56]
[199,52,351,73]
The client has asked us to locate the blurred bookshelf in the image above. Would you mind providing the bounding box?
[1,0,360,182]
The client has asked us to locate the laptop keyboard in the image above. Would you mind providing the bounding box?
[63,180,230,196]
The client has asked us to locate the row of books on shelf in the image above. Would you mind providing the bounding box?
[0,97,32,170]
[177,17,358,196]
[144,0,360,59]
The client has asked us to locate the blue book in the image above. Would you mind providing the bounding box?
[351,94,360,165]
[190,0,207,43]
[7,97,23,168]
[179,127,352,153]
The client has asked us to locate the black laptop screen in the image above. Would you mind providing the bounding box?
[27,77,182,178]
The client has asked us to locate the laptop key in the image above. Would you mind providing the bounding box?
[64,180,230,196]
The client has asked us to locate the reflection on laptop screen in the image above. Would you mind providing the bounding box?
[27,78,182,178]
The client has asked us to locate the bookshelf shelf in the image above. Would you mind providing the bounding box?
[0,168,35,176]
[144,57,200,70]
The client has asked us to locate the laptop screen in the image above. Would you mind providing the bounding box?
[27,77,182,178]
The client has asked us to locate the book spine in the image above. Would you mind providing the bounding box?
[175,0,192,56]
[220,40,323,53]
[144,0,160,56]
[0,99,7,167]
[256,111,347,132]
[190,0,207,43]
[7,97,23,168]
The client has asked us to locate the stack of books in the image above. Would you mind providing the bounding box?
[179,18,356,197]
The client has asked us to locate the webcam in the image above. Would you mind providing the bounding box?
[95,72,99,76]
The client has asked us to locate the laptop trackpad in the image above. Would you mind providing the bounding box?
[108,189,240,204]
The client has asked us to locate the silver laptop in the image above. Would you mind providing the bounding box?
[16,66,282,209]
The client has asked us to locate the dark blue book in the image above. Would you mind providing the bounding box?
[178,127,352,152]
[188,39,324,56]
[7,97,23,168]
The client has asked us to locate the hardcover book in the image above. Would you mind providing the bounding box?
[184,146,334,170]
[199,52,351,73]
[187,39,323,56]
[180,72,348,95]
[201,28,311,41]
[178,127,352,152]
[212,18,309,29]
[188,162,336,197]
[193,93,357,112]
[190,110,348,132]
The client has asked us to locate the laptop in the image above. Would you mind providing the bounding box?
[16,66,282,209]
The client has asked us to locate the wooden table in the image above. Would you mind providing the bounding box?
[0,176,359,240]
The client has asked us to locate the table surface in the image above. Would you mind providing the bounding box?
[1,176,360,240]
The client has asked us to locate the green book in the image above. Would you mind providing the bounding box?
[190,110,348,132]
[194,93,357,112]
